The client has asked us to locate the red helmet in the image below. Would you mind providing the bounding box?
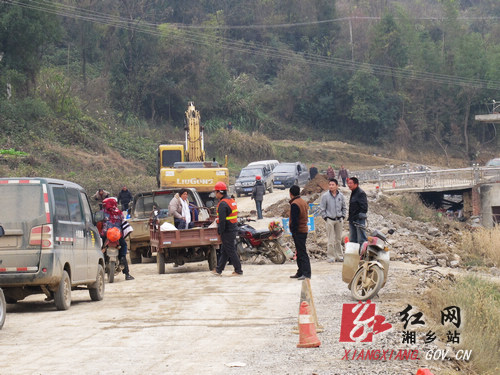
[214,181,227,191]
[255,175,261,180]
[106,227,121,242]
[102,197,118,209]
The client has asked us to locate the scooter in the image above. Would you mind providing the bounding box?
[101,227,124,283]
[342,223,395,301]
[236,218,292,264]
[0,225,6,329]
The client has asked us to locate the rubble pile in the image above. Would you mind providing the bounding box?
[263,175,480,270]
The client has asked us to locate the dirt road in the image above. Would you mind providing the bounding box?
[1,189,459,374]
[2,259,455,375]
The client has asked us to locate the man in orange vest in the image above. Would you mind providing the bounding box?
[212,182,243,276]
[289,185,311,280]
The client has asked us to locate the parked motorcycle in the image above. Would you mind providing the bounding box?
[101,227,124,283]
[0,225,6,329]
[236,218,292,264]
[342,223,395,301]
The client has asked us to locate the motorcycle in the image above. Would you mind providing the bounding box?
[0,225,5,329]
[342,223,395,301]
[236,218,292,264]
[101,227,124,283]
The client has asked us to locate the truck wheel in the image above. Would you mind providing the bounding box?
[130,254,142,264]
[89,265,105,301]
[208,246,217,271]
[54,271,71,311]
[157,251,166,274]
[0,289,6,330]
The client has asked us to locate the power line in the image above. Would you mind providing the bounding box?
[5,0,500,90]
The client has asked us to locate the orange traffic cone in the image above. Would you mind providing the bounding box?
[297,301,321,348]
[416,369,434,375]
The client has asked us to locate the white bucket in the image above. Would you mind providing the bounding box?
[342,242,360,283]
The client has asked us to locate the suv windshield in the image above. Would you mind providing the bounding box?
[239,168,262,178]
[274,164,296,173]
[0,184,45,224]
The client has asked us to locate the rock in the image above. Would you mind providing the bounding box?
[449,260,460,268]
[437,258,447,267]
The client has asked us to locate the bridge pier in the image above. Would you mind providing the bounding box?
[479,183,500,228]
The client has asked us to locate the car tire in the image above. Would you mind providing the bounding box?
[89,264,105,301]
[54,270,71,311]
[0,289,6,330]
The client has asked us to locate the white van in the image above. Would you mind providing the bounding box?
[0,178,105,310]
[247,159,280,172]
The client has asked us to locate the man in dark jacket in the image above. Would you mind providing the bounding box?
[212,182,243,276]
[289,185,311,280]
[347,177,368,244]
[251,176,265,219]
[309,164,318,180]
[117,186,133,211]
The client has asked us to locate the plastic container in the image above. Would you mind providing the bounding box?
[342,242,361,283]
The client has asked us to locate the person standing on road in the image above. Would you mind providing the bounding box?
[347,177,368,244]
[289,185,311,280]
[339,165,349,187]
[309,164,318,180]
[117,186,133,212]
[212,181,242,276]
[93,188,110,209]
[320,178,346,262]
[251,175,265,220]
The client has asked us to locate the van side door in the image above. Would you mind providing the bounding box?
[52,186,86,282]
[66,188,88,281]
[79,191,101,279]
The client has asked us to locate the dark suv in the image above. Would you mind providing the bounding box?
[272,162,309,189]
[234,166,273,197]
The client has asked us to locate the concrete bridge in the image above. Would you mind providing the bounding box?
[371,166,500,228]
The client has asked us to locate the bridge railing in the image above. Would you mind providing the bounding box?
[377,166,500,192]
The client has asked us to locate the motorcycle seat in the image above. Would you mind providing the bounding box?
[253,230,273,240]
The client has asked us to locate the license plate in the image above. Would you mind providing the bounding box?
[244,188,252,192]
[275,181,281,184]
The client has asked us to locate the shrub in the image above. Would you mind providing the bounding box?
[459,226,500,267]
[425,276,500,375]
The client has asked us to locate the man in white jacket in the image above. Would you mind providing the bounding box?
[320,178,347,262]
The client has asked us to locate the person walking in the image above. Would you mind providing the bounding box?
[289,185,311,280]
[347,177,368,244]
[309,164,318,180]
[251,175,265,220]
[93,188,110,209]
[339,165,349,187]
[320,178,346,262]
[212,182,243,276]
[117,186,133,212]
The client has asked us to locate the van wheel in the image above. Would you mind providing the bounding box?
[54,271,71,310]
[89,265,105,301]
[157,252,166,274]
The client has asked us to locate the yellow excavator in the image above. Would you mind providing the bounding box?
[156,102,229,205]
